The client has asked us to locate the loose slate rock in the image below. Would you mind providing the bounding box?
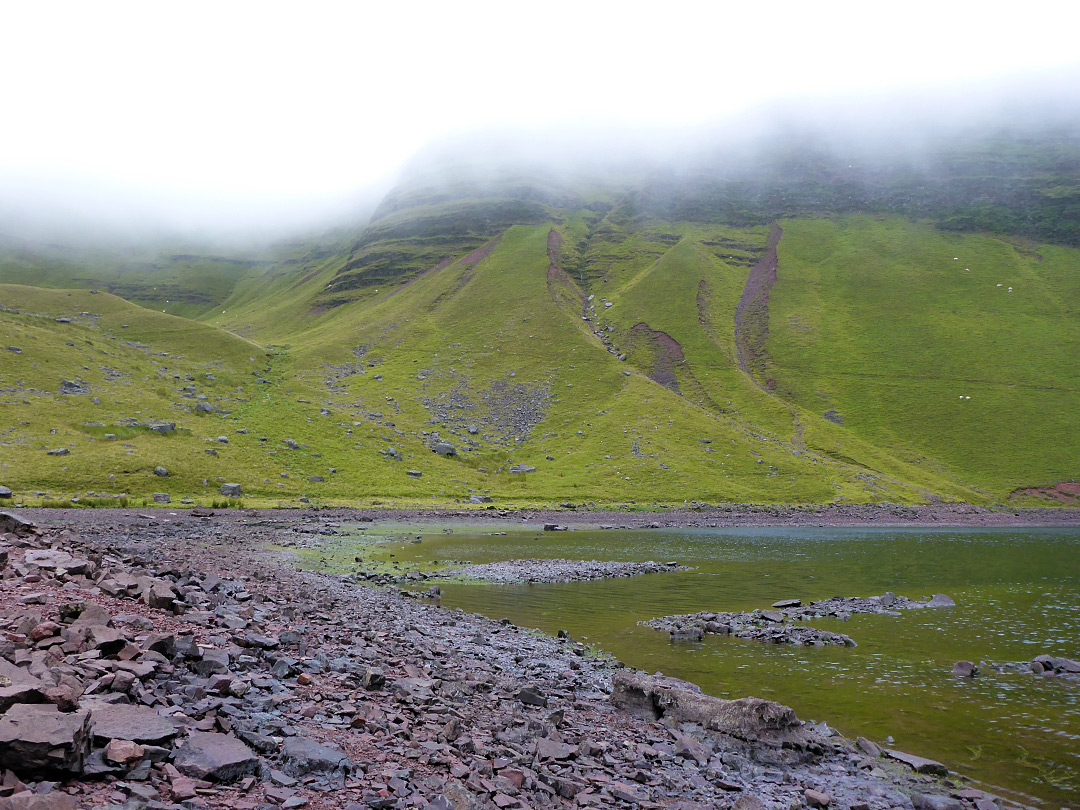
[883,748,949,776]
[772,599,802,608]
[0,793,77,810]
[281,736,351,776]
[0,512,35,536]
[0,704,91,777]
[173,732,258,783]
[88,702,179,745]
[0,659,46,711]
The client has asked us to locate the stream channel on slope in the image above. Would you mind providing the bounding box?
[300,525,1080,808]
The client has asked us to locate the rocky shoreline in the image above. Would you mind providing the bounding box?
[433,560,688,585]
[644,594,957,648]
[0,508,1046,810]
[294,502,1080,530]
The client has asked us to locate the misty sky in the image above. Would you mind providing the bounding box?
[3,1,1079,234]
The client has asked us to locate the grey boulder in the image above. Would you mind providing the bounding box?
[87,702,180,746]
[173,732,258,782]
[280,736,352,777]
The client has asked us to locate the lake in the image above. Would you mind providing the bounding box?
[309,525,1080,807]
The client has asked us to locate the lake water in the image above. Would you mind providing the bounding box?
[309,525,1080,807]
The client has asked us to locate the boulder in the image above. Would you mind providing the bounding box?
[0,793,77,810]
[23,550,75,570]
[0,513,36,537]
[0,487,11,499]
[516,685,547,708]
[362,668,385,690]
[0,659,47,712]
[280,736,352,777]
[104,739,145,765]
[192,647,230,677]
[153,493,171,504]
[144,580,177,610]
[1033,654,1080,673]
[152,466,169,477]
[87,702,179,745]
[508,464,536,474]
[926,594,956,607]
[951,660,977,677]
[0,704,92,777]
[432,441,456,457]
[173,732,258,783]
[883,748,948,776]
[611,670,807,746]
[46,449,69,456]
[86,625,126,655]
[220,483,242,498]
[855,736,881,758]
[535,738,577,760]
[772,599,802,608]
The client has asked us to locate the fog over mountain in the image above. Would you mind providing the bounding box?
[2,2,1079,240]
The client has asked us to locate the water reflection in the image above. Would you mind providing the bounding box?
[333,526,1080,806]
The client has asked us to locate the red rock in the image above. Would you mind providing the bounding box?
[29,622,60,641]
[170,775,199,801]
[104,739,145,764]
[805,789,831,808]
[296,673,313,686]
[500,769,524,789]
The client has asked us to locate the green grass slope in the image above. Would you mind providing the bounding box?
[3,127,1079,508]
[0,284,277,504]
[198,223,950,507]
[766,216,1080,495]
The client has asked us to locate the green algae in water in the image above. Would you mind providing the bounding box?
[310,525,1080,807]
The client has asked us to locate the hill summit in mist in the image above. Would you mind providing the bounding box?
[1,110,1078,508]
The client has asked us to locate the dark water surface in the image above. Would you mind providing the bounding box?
[323,526,1080,806]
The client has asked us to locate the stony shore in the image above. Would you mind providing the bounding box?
[644,594,957,648]
[0,507,1054,810]
[433,560,688,585]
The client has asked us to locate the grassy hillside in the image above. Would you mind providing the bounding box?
[1,123,1078,508]
[0,284,272,504]
[766,216,1080,492]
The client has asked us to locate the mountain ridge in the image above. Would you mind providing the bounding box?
[1,120,1078,508]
